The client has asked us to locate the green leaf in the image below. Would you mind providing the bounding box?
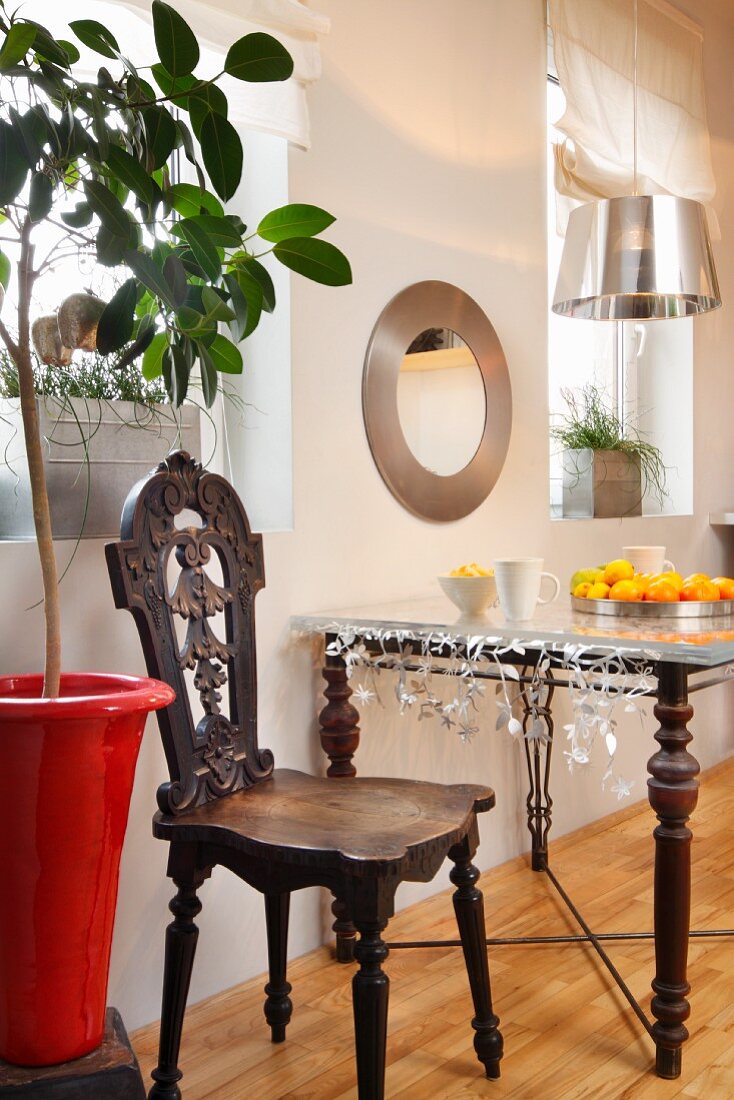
[0,123,29,206]
[206,333,242,374]
[151,64,196,106]
[273,237,352,286]
[61,202,93,228]
[168,182,223,219]
[236,256,275,312]
[232,269,262,337]
[125,249,176,310]
[57,39,80,65]
[97,222,130,266]
[188,83,228,138]
[143,106,177,171]
[171,214,242,247]
[163,253,188,308]
[176,218,222,282]
[29,172,53,222]
[197,345,218,407]
[69,19,120,60]
[223,273,248,343]
[0,250,10,291]
[104,146,154,205]
[257,203,336,244]
[201,285,235,323]
[84,179,130,238]
[88,89,110,160]
[9,107,42,168]
[30,25,72,67]
[116,315,156,369]
[174,117,198,170]
[142,331,167,379]
[163,343,189,406]
[152,0,200,77]
[224,32,293,83]
[177,304,206,333]
[199,111,242,202]
[0,24,36,70]
[97,278,137,354]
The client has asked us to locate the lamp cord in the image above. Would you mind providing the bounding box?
[633,0,638,196]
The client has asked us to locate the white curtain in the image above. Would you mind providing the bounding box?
[119,0,329,147]
[548,0,717,234]
[24,0,328,147]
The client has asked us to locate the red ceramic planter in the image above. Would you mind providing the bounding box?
[0,672,174,1067]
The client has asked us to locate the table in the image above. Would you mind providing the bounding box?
[292,596,734,1080]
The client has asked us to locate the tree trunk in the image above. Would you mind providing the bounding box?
[16,218,61,697]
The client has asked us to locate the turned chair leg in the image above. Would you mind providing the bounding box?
[449,839,504,1080]
[352,922,390,1100]
[264,892,293,1042]
[148,878,204,1100]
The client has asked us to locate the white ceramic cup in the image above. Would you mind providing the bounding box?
[493,558,561,621]
[622,546,675,575]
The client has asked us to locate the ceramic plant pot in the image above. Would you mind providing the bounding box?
[561,447,643,519]
[0,398,201,540]
[0,672,174,1067]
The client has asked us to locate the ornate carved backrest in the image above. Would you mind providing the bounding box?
[106,451,274,815]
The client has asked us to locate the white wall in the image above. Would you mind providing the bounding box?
[3,0,734,1032]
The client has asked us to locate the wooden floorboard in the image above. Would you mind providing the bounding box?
[131,759,734,1098]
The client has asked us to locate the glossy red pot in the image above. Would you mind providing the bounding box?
[0,672,174,1067]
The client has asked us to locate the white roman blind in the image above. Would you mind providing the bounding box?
[25,0,328,148]
[548,0,717,232]
[119,0,329,148]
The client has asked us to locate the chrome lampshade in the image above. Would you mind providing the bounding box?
[552,195,721,320]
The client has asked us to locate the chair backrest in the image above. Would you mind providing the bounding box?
[106,450,274,815]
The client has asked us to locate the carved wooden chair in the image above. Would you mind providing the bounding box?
[106,451,503,1100]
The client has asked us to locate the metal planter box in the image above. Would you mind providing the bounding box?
[0,398,201,540]
[561,447,642,519]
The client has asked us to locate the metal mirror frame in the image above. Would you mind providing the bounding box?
[362,280,512,522]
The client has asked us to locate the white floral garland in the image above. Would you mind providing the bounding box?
[320,626,659,800]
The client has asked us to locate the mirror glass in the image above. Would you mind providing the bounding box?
[396,328,487,476]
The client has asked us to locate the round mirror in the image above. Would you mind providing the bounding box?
[397,329,487,476]
[362,281,512,522]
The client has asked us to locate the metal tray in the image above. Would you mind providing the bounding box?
[572,595,734,618]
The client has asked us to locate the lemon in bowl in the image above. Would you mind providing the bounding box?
[438,563,497,617]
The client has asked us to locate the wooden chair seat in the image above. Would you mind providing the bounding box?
[153,769,495,866]
[107,453,503,1100]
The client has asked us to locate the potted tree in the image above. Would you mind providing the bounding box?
[551,386,668,519]
[0,0,350,1068]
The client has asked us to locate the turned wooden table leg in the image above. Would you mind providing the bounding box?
[319,648,360,778]
[647,663,700,1079]
[320,645,360,960]
[521,666,555,872]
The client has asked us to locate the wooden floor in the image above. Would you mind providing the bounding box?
[131,760,734,1099]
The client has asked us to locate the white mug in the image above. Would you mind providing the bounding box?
[493,558,561,621]
[622,546,675,575]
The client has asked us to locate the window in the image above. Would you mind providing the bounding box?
[6,1,294,533]
[547,75,693,518]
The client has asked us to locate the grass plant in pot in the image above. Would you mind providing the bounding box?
[0,0,350,1068]
[551,385,668,519]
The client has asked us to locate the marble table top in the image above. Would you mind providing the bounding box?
[292,595,734,668]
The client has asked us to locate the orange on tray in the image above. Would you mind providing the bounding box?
[609,579,644,601]
[644,578,680,603]
[713,577,734,600]
[680,578,720,602]
[651,571,684,593]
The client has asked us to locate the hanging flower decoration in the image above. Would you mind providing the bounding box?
[302,623,663,798]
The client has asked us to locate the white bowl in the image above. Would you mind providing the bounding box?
[438,574,497,617]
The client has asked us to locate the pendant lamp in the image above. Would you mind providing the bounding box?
[551,0,721,320]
